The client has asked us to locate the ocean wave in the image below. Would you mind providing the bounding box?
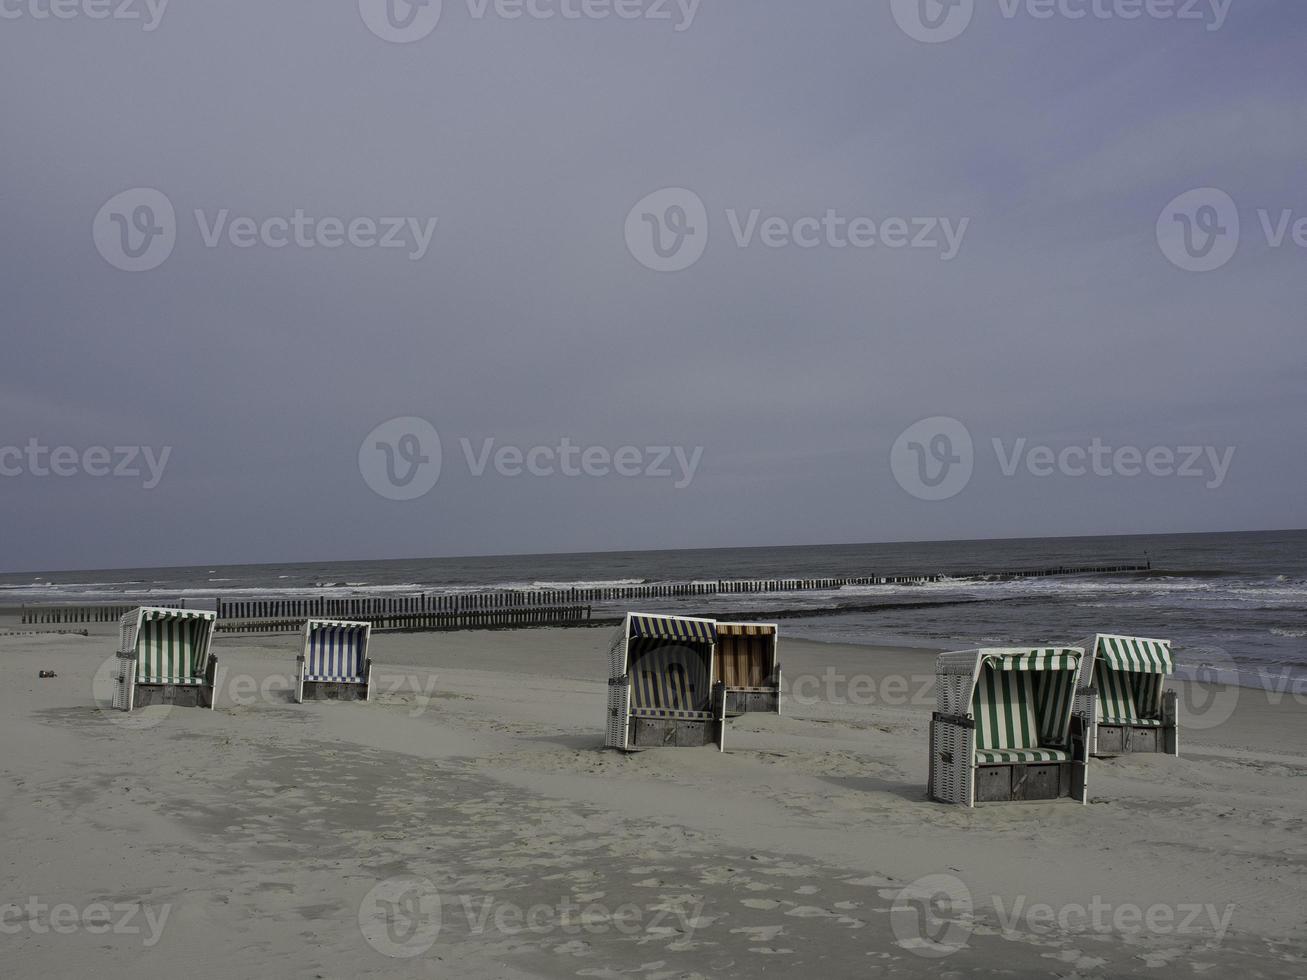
[1270,628,1307,638]
[527,579,649,590]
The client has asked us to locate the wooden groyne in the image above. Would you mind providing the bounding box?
[13,560,1150,633]
[19,602,184,625]
[215,605,593,634]
[213,561,1150,620]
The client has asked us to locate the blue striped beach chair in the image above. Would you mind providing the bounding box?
[714,622,781,715]
[1072,634,1177,757]
[296,619,373,703]
[929,647,1089,806]
[113,607,219,712]
[606,613,726,751]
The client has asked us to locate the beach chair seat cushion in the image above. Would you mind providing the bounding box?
[976,748,1071,764]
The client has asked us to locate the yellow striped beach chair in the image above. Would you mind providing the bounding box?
[296,619,373,703]
[929,647,1089,806]
[112,607,218,712]
[1072,634,1177,757]
[714,622,781,715]
[606,613,726,751]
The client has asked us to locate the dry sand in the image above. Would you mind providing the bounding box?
[2,622,1305,978]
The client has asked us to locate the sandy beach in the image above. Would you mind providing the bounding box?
[2,621,1305,978]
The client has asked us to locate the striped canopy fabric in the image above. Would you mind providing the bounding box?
[629,614,716,644]
[981,649,1080,673]
[973,650,1080,756]
[134,610,213,683]
[304,623,369,681]
[629,639,710,713]
[1096,636,1173,674]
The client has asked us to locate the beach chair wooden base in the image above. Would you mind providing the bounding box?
[723,687,780,715]
[300,678,370,702]
[132,679,215,710]
[1079,688,1179,757]
[628,715,721,749]
[296,657,372,703]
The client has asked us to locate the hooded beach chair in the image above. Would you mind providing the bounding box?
[296,619,373,702]
[112,607,218,712]
[929,647,1088,806]
[605,613,726,751]
[714,621,781,714]
[1072,634,1177,757]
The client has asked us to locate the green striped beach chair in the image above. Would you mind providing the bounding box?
[1072,634,1177,757]
[296,619,373,703]
[929,647,1089,806]
[606,613,726,751]
[113,607,219,712]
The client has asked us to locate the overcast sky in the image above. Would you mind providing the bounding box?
[1,0,1303,572]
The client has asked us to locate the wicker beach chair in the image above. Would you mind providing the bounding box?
[606,613,726,751]
[112,607,219,712]
[296,619,373,703]
[714,621,781,714]
[1072,634,1177,757]
[929,647,1089,806]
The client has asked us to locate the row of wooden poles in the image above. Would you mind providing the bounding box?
[17,561,1149,627]
[19,602,185,624]
[214,605,593,634]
